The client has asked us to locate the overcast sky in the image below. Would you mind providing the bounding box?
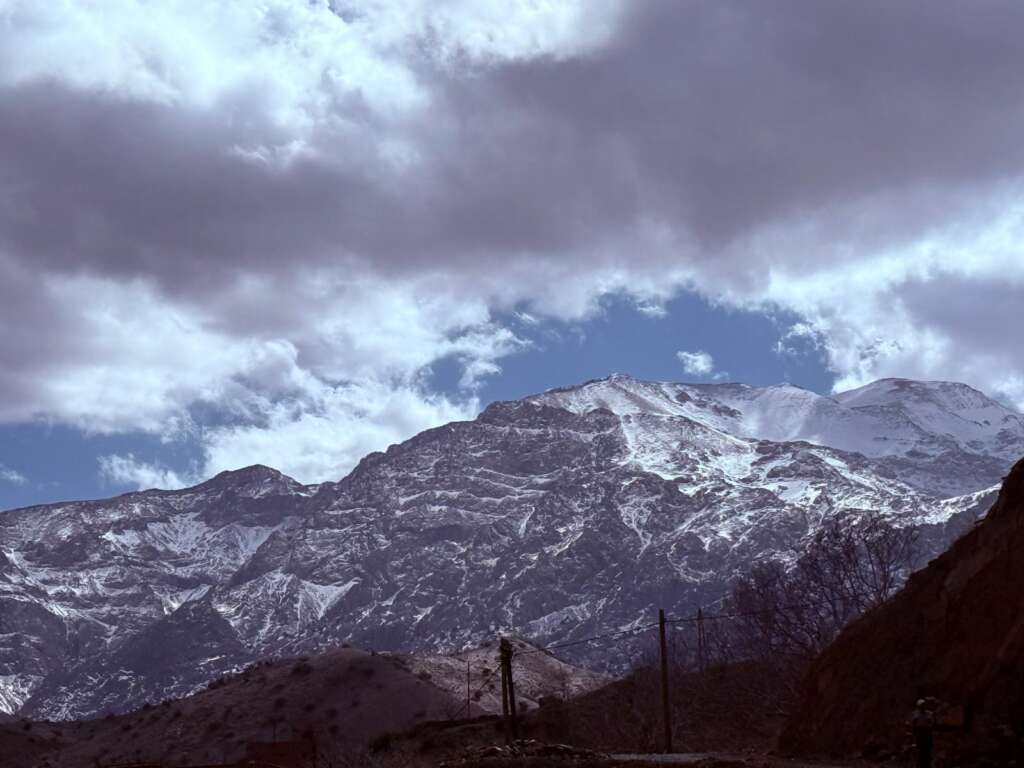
[2,1,1024,509]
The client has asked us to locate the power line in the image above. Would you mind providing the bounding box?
[518,621,660,656]
[665,593,881,624]
[453,591,886,720]
[515,593,883,658]
[455,651,504,718]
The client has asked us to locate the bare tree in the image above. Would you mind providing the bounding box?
[726,510,919,684]
[601,511,919,750]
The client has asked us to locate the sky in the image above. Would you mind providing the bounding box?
[2,1,1024,510]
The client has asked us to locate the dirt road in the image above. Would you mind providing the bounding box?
[611,753,856,767]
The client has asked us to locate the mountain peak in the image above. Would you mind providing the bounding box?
[193,464,304,497]
[835,377,1018,419]
[837,377,993,401]
[207,464,283,482]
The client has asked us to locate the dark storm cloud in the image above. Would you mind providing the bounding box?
[0,259,77,404]
[898,275,1024,363]
[4,1,1024,298]
[0,83,378,291]
[431,0,1024,254]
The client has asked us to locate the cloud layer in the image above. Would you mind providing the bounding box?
[2,1,1024,485]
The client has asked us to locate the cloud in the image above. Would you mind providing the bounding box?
[775,323,825,357]
[0,464,26,486]
[201,379,475,482]
[676,351,714,376]
[99,454,192,491]
[3,0,1024,490]
[676,350,727,381]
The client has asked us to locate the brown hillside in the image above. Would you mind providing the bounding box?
[3,647,469,768]
[781,457,1024,761]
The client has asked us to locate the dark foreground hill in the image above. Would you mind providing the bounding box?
[0,639,609,768]
[0,647,468,768]
[781,458,1024,762]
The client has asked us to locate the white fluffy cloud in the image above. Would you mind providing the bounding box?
[99,454,191,491]
[1,264,519,483]
[201,379,475,482]
[676,350,714,377]
[0,0,619,145]
[737,204,1024,406]
[98,378,475,489]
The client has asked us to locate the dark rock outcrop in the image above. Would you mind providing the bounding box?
[781,457,1024,761]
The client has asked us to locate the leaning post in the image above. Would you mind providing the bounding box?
[500,637,519,741]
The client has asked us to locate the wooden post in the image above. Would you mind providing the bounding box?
[500,638,519,741]
[659,608,673,754]
[507,646,519,741]
[500,641,510,742]
[466,658,471,718]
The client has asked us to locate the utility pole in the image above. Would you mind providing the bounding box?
[466,658,471,718]
[659,608,673,754]
[697,607,706,673]
[500,638,519,742]
[500,652,509,717]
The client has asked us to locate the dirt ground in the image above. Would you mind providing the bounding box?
[443,755,861,768]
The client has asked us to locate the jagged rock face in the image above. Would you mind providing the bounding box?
[781,458,1024,762]
[1,376,1019,719]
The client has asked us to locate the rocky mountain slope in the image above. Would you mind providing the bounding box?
[781,457,1024,762]
[1,376,1019,720]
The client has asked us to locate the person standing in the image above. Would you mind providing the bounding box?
[910,699,935,768]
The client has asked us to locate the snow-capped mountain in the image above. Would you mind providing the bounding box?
[1,376,1019,719]
[532,376,1023,495]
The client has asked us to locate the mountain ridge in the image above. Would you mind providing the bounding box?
[1,375,1019,720]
